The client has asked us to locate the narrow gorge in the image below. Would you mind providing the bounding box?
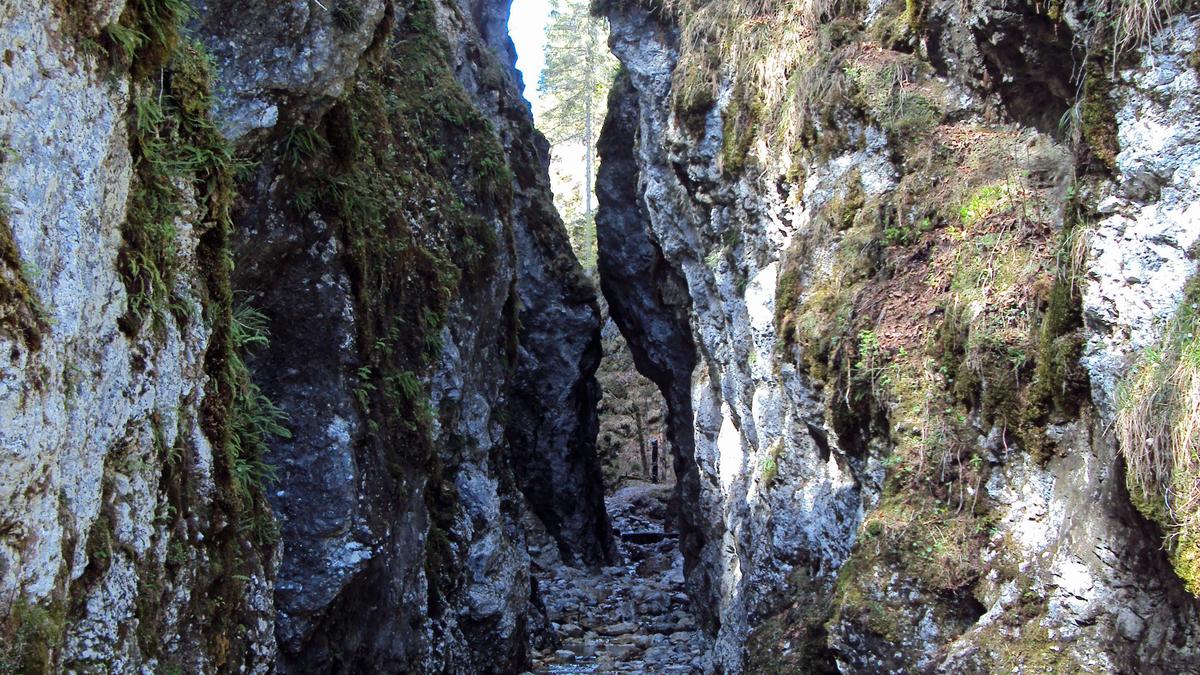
[1,0,1199,673]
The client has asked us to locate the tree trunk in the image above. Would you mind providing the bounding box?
[633,403,648,477]
[583,18,596,220]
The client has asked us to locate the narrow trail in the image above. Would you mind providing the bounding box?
[529,482,710,673]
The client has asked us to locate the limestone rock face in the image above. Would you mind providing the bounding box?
[1,1,276,672]
[201,0,611,669]
[1082,18,1200,417]
[596,0,1200,671]
[1,2,276,667]
[190,0,389,143]
[459,0,615,567]
[2,0,607,671]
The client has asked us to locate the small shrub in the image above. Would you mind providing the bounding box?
[759,440,784,487]
[760,456,778,485]
[958,185,1007,225]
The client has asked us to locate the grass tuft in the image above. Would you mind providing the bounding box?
[1117,273,1200,595]
[1110,0,1176,56]
[331,0,366,31]
[226,304,289,511]
[117,36,241,335]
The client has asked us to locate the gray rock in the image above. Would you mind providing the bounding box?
[1,1,275,671]
[605,643,643,659]
[2,0,612,673]
[190,0,388,143]
[600,621,639,636]
[596,0,1200,672]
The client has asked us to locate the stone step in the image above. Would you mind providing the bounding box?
[616,529,677,544]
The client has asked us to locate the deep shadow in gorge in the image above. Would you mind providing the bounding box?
[593,68,710,634]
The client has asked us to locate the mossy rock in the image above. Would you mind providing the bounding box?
[720,84,763,175]
[1021,270,1088,462]
[1080,59,1119,172]
[745,566,838,673]
[1119,271,1200,596]
[1190,30,1200,74]
[279,0,524,617]
[0,211,45,349]
[0,600,67,674]
[673,71,716,138]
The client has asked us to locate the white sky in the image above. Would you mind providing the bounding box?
[508,0,552,113]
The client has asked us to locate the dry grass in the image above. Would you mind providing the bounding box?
[1117,275,1200,594]
[856,488,988,591]
[1111,0,1175,56]
[668,0,950,171]
[670,0,856,153]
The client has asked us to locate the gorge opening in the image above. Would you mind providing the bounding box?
[508,0,705,670]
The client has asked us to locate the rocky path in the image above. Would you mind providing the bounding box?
[529,482,710,673]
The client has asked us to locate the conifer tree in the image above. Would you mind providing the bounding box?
[537,0,618,269]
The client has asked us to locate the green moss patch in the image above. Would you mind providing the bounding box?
[843,51,940,141]
[106,0,191,78]
[671,1,861,165]
[0,600,67,674]
[745,565,837,673]
[116,37,240,336]
[0,205,45,349]
[1079,59,1119,172]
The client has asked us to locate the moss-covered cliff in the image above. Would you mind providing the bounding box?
[4,0,1199,670]
[596,0,1200,670]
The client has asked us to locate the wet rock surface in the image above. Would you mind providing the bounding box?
[531,482,710,674]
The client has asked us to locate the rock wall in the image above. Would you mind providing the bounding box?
[0,0,608,672]
[1,1,276,670]
[596,0,1200,671]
